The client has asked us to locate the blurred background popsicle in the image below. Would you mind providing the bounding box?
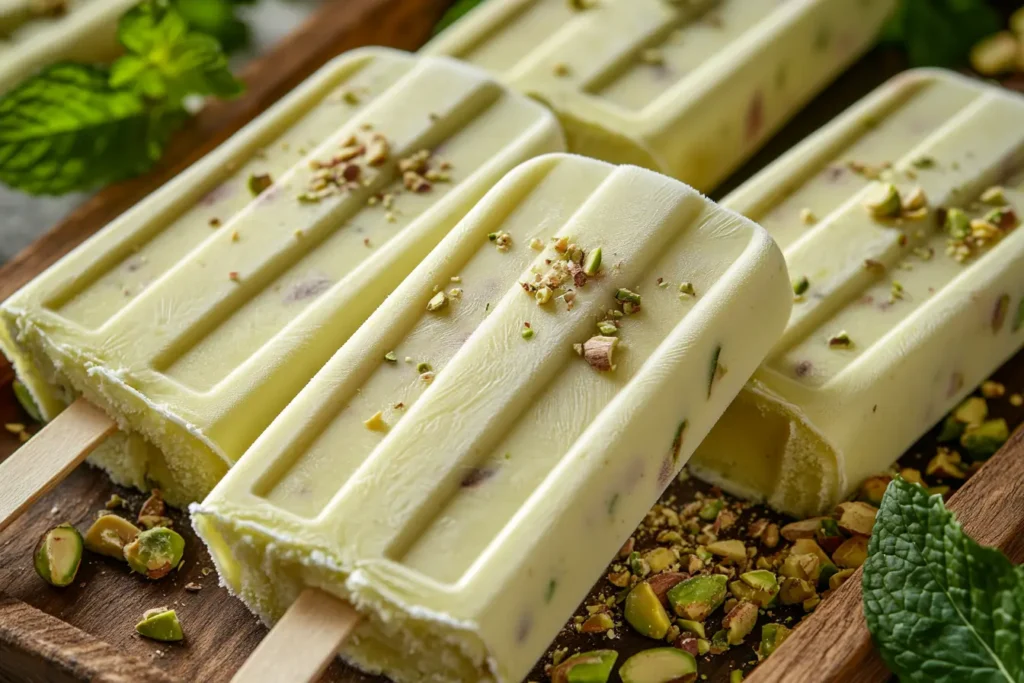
[0,0,138,94]
[690,69,1024,517]
[0,46,563,518]
[423,0,896,191]
[194,153,792,683]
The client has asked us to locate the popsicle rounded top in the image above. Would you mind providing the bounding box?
[0,46,564,505]
[424,0,897,191]
[194,152,792,683]
[691,69,1024,516]
[0,0,139,94]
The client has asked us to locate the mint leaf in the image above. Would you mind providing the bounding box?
[433,0,487,35]
[173,0,250,54]
[112,0,243,102]
[862,478,1024,682]
[884,0,1001,67]
[0,64,181,195]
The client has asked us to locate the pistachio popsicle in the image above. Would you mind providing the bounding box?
[690,69,1024,517]
[0,47,563,506]
[194,154,792,683]
[423,0,896,191]
[0,0,138,93]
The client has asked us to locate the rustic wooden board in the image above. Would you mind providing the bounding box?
[2,5,1024,683]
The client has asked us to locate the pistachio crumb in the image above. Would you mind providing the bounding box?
[678,282,695,296]
[426,291,448,312]
[980,186,1006,205]
[799,208,816,225]
[384,351,397,363]
[522,325,535,340]
[364,411,387,432]
[792,276,809,296]
[529,238,544,251]
[1010,394,1023,407]
[828,331,853,349]
[553,62,571,77]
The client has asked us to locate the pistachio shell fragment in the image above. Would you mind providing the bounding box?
[124,527,185,580]
[34,524,83,587]
[135,608,184,642]
[84,514,141,560]
[619,648,697,683]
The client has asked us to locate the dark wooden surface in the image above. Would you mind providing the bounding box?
[2,4,1024,683]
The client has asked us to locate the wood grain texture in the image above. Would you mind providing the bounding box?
[746,425,1024,683]
[0,398,116,533]
[0,595,177,683]
[232,589,362,683]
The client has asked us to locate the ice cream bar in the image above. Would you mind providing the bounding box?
[423,0,895,191]
[0,47,564,505]
[690,69,1024,517]
[0,0,138,93]
[193,153,792,683]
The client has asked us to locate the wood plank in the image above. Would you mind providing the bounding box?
[746,424,1024,683]
[0,595,178,683]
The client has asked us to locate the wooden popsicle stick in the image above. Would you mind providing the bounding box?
[231,588,362,683]
[0,397,116,533]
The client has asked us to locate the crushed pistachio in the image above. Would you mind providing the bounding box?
[364,411,387,432]
[827,331,853,349]
[980,186,1006,205]
[792,276,809,296]
[862,182,901,218]
[529,237,544,251]
[553,62,571,77]
[597,321,619,336]
[416,362,432,374]
[522,325,535,340]
[583,247,603,276]
[384,351,397,363]
[247,173,273,196]
[426,291,448,312]
[582,336,618,371]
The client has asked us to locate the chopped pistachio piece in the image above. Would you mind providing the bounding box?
[862,182,901,218]
[384,351,397,363]
[827,331,852,349]
[667,574,727,621]
[759,623,792,660]
[944,208,971,240]
[522,325,535,340]
[364,411,387,432]
[619,649,697,683]
[34,524,83,587]
[678,282,695,296]
[970,31,1020,76]
[84,514,141,560]
[980,186,1006,205]
[615,288,642,305]
[124,527,185,580]
[792,276,809,296]
[961,418,1009,459]
[426,291,448,312]
[582,336,617,371]
[136,608,184,642]
[583,247,603,276]
[624,582,672,639]
[597,321,618,336]
[247,173,273,196]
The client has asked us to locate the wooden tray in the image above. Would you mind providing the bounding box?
[2,6,1023,683]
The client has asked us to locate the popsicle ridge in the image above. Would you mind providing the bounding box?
[0,47,564,505]
[194,153,791,682]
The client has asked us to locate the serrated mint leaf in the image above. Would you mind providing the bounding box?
[114,0,243,102]
[0,63,181,195]
[863,477,1024,683]
[173,0,250,54]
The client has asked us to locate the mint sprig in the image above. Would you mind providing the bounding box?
[863,478,1024,682]
[0,0,242,195]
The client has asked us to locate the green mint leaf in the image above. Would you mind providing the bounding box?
[172,0,250,54]
[114,0,244,103]
[0,63,182,195]
[863,477,1024,682]
[433,0,487,35]
[884,0,1001,67]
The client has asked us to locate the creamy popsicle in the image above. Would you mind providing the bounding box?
[0,0,138,94]
[0,47,563,505]
[689,69,1024,517]
[193,153,792,683]
[423,0,896,191]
